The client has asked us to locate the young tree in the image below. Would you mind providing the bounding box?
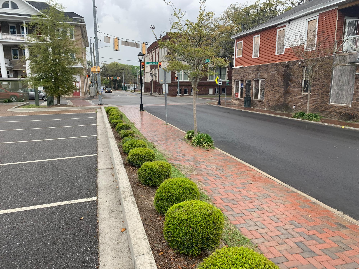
[27,0,84,105]
[159,0,227,134]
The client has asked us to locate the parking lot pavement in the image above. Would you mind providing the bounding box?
[0,111,99,268]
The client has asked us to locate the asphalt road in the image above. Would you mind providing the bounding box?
[110,92,359,221]
[0,112,98,268]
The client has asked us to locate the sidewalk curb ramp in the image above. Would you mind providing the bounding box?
[101,107,157,269]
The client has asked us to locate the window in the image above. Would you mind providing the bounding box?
[10,1,18,9]
[234,80,244,98]
[276,28,285,55]
[11,48,19,60]
[302,67,309,94]
[69,28,74,40]
[70,53,76,60]
[236,41,243,57]
[208,67,226,81]
[306,18,317,50]
[9,25,16,35]
[20,26,27,35]
[253,35,260,58]
[2,1,9,8]
[176,70,189,81]
[253,79,265,100]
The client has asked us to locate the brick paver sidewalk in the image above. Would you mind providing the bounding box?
[121,106,359,269]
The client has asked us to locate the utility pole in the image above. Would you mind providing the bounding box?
[92,0,102,105]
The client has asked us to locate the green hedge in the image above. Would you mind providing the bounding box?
[198,247,279,269]
[111,119,123,128]
[123,139,147,154]
[293,111,322,122]
[191,133,214,149]
[163,200,224,256]
[115,123,131,133]
[119,130,135,139]
[127,148,155,167]
[138,161,172,187]
[154,177,200,214]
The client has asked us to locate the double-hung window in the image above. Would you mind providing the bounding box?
[252,35,260,58]
[12,48,19,60]
[253,79,265,100]
[236,41,243,57]
[9,25,17,35]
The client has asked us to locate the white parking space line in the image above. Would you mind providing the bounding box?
[32,128,42,130]
[2,136,96,144]
[0,154,97,166]
[31,120,42,122]
[14,129,24,131]
[0,124,96,132]
[88,117,94,119]
[0,197,97,215]
[63,126,72,128]
[49,127,56,129]
[53,119,62,121]
[0,130,5,132]
[6,121,19,123]
[71,118,80,119]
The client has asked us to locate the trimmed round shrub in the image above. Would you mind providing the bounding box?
[123,139,147,154]
[198,247,279,269]
[121,136,134,146]
[163,200,224,256]
[138,161,172,187]
[105,106,117,114]
[108,114,120,123]
[127,148,155,167]
[115,123,131,133]
[191,133,214,149]
[111,119,123,128]
[119,129,135,139]
[154,177,200,214]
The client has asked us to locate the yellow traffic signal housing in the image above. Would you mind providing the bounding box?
[142,42,146,54]
[114,37,119,51]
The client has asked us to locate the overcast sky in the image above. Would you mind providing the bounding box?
[42,0,254,66]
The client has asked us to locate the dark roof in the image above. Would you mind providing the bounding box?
[26,1,84,22]
[232,0,355,38]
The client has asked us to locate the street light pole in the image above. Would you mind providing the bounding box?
[138,52,144,111]
[218,67,221,105]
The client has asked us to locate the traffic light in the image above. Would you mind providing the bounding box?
[158,62,162,68]
[175,76,178,81]
[114,37,119,51]
[141,62,145,70]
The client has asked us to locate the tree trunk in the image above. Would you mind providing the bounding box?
[57,95,61,105]
[192,80,199,134]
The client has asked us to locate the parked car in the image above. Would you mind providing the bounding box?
[0,88,26,102]
[105,88,112,93]
[27,89,46,100]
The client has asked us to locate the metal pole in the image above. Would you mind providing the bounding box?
[92,0,102,105]
[164,71,167,124]
[123,71,125,91]
[218,67,221,105]
[177,77,179,95]
[140,60,144,111]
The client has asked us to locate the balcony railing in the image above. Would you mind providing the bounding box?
[0,33,26,41]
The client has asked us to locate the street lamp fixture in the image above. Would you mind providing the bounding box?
[138,52,145,111]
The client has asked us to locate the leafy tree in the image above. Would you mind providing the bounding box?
[159,0,227,134]
[27,0,84,105]
[101,62,138,90]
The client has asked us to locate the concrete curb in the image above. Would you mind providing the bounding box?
[101,107,157,269]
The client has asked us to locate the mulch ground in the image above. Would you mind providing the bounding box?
[111,129,206,269]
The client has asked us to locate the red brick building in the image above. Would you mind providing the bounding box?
[232,0,359,121]
[144,39,232,97]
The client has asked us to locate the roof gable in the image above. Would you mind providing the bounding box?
[0,0,40,17]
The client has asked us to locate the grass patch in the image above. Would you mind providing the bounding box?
[20,105,43,108]
[117,108,253,249]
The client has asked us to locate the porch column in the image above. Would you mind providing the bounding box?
[0,43,7,78]
[24,45,30,77]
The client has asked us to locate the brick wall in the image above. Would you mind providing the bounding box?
[232,59,359,120]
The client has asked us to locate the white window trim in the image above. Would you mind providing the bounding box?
[9,24,17,35]
[236,40,243,58]
[252,35,260,58]
[11,48,19,60]
[305,16,319,51]
[253,79,265,100]
[69,28,75,40]
[275,28,286,55]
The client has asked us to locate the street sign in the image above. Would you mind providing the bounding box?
[218,79,222,86]
[159,69,171,84]
[146,62,158,65]
[215,76,219,84]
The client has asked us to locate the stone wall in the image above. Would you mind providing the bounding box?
[232,58,359,121]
